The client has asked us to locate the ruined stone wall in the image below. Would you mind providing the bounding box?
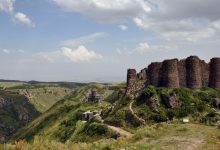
[127,69,137,88]
[209,58,220,90]
[160,59,180,88]
[126,56,220,95]
[126,69,145,98]
[147,62,162,87]
[137,68,147,80]
[186,56,202,89]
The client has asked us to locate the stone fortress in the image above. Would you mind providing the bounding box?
[126,56,220,96]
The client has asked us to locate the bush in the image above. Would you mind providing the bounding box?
[142,86,157,99]
[151,112,168,123]
[166,110,176,120]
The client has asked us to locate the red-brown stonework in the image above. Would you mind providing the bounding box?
[126,56,220,96]
[127,69,137,88]
[160,59,180,88]
[137,68,147,80]
[147,62,162,86]
[178,59,187,87]
[209,58,220,91]
[201,60,210,87]
[186,56,202,89]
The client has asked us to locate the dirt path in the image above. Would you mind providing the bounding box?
[129,100,146,124]
[106,124,132,137]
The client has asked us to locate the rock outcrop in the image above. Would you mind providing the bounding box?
[212,98,220,109]
[161,93,182,108]
[126,56,220,95]
[0,92,40,143]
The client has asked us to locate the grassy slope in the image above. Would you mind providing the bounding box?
[0,82,80,112]
[11,84,121,143]
[6,84,220,149]
[2,123,220,150]
[0,92,40,142]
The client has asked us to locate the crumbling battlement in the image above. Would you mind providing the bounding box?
[126,56,220,94]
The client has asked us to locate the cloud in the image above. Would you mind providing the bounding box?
[53,0,220,42]
[116,48,122,54]
[119,25,128,31]
[128,42,178,54]
[39,46,103,63]
[52,0,151,23]
[135,42,150,54]
[2,49,11,54]
[61,46,102,62]
[14,12,35,27]
[1,49,26,54]
[61,32,106,47]
[0,0,15,13]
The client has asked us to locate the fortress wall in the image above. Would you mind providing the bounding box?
[186,56,202,89]
[201,60,210,87]
[137,68,147,80]
[209,58,220,90]
[178,59,187,87]
[160,59,180,88]
[147,62,162,87]
[126,56,220,93]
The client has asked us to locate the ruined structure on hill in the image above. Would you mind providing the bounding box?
[126,56,220,96]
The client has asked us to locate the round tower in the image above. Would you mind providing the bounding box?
[161,59,180,88]
[186,56,202,89]
[209,57,220,91]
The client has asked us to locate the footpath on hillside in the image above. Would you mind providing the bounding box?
[129,100,146,124]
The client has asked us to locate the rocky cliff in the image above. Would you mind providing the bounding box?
[0,92,40,143]
[126,56,220,95]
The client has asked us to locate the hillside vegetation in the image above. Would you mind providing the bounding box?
[6,83,219,149]
[0,92,40,143]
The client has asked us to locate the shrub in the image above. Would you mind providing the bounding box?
[142,86,157,99]
[151,112,168,123]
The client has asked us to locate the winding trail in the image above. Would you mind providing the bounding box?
[106,124,132,137]
[129,100,146,124]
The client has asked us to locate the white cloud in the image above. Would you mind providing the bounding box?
[61,46,102,62]
[2,49,11,54]
[61,32,106,47]
[116,48,122,54]
[53,0,220,42]
[0,0,15,13]
[213,20,220,31]
[119,25,128,31]
[39,46,103,63]
[135,42,150,54]
[128,42,178,54]
[52,0,151,23]
[14,12,35,27]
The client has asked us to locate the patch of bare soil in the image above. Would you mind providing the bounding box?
[158,136,205,150]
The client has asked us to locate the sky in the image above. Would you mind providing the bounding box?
[0,0,220,82]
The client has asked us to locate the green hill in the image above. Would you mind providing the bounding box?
[11,84,122,143]
[9,84,220,149]
[8,84,220,147]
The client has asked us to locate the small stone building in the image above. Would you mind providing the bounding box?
[87,88,101,103]
[82,110,99,121]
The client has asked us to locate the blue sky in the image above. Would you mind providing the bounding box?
[0,0,220,82]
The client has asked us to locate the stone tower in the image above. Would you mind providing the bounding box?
[186,56,202,89]
[209,58,220,91]
[160,59,180,88]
